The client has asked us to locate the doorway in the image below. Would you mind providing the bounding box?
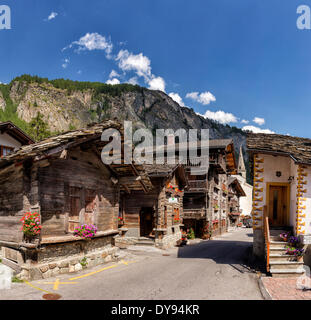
[267,183,289,227]
[139,207,154,237]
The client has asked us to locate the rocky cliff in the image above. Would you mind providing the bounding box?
[0,75,248,166]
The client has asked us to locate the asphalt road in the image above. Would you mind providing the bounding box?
[0,228,263,300]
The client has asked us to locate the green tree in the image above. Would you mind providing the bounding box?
[29,112,51,141]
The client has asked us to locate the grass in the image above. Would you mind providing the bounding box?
[11,276,24,283]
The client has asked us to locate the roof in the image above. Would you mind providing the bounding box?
[228,177,246,197]
[0,121,34,145]
[143,164,188,188]
[247,132,311,165]
[0,120,153,193]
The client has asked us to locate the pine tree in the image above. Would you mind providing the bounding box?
[29,112,50,141]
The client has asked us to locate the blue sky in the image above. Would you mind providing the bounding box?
[1,0,311,136]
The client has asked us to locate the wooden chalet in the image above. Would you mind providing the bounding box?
[117,164,187,248]
[181,139,237,238]
[0,120,153,280]
[227,177,246,227]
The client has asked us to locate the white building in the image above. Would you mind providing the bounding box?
[232,146,253,218]
[0,121,33,156]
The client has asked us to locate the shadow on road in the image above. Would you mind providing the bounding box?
[177,239,266,274]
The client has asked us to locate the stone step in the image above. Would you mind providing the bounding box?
[270,269,305,278]
[270,261,304,270]
[269,241,289,249]
[269,254,299,262]
[270,247,288,255]
[135,239,155,246]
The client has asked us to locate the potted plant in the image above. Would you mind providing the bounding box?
[181,231,188,245]
[294,248,304,262]
[288,236,299,247]
[118,216,124,227]
[285,246,296,256]
[279,232,290,242]
[20,212,42,243]
[187,228,195,240]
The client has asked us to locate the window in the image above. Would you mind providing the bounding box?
[68,187,97,232]
[0,145,14,157]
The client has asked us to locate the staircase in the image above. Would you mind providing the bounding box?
[265,227,305,277]
[135,237,155,246]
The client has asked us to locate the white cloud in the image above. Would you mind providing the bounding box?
[47,12,58,21]
[148,76,165,92]
[106,78,120,85]
[199,110,238,124]
[242,125,275,134]
[253,117,265,126]
[168,92,185,107]
[116,49,151,80]
[186,91,216,105]
[63,33,113,57]
[109,70,120,79]
[77,70,82,74]
[62,58,70,69]
[241,119,249,124]
[127,77,138,85]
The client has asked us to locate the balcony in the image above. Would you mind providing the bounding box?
[183,208,206,220]
[186,180,208,192]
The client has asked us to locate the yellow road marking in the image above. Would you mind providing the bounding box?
[69,264,118,281]
[43,278,78,290]
[24,280,53,294]
[120,259,136,265]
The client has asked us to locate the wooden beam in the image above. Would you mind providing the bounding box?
[130,164,148,193]
[119,176,142,184]
[121,183,131,194]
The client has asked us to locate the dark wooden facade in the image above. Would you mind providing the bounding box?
[183,139,238,238]
[0,121,153,276]
[119,165,187,247]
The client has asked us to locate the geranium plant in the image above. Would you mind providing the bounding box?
[286,246,297,255]
[74,224,97,239]
[20,212,42,237]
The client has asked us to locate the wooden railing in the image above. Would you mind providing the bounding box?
[263,206,270,272]
[183,208,206,219]
[187,180,208,190]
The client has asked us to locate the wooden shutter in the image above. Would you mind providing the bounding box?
[84,189,96,225]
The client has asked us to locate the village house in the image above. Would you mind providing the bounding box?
[182,139,237,239]
[0,121,154,280]
[231,146,253,219]
[247,133,311,276]
[0,121,33,156]
[227,176,246,227]
[116,164,187,248]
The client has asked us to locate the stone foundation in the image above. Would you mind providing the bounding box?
[11,235,120,280]
[155,230,182,249]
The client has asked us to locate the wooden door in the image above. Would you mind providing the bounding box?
[268,185,288,226]
[140,207,154,237]
[69,187,82,232]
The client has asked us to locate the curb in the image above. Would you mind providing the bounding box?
[258,276,272,300]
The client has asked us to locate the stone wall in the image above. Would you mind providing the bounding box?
[18,236,119,280]
[155,227,182,249]
[253,229,265,258]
